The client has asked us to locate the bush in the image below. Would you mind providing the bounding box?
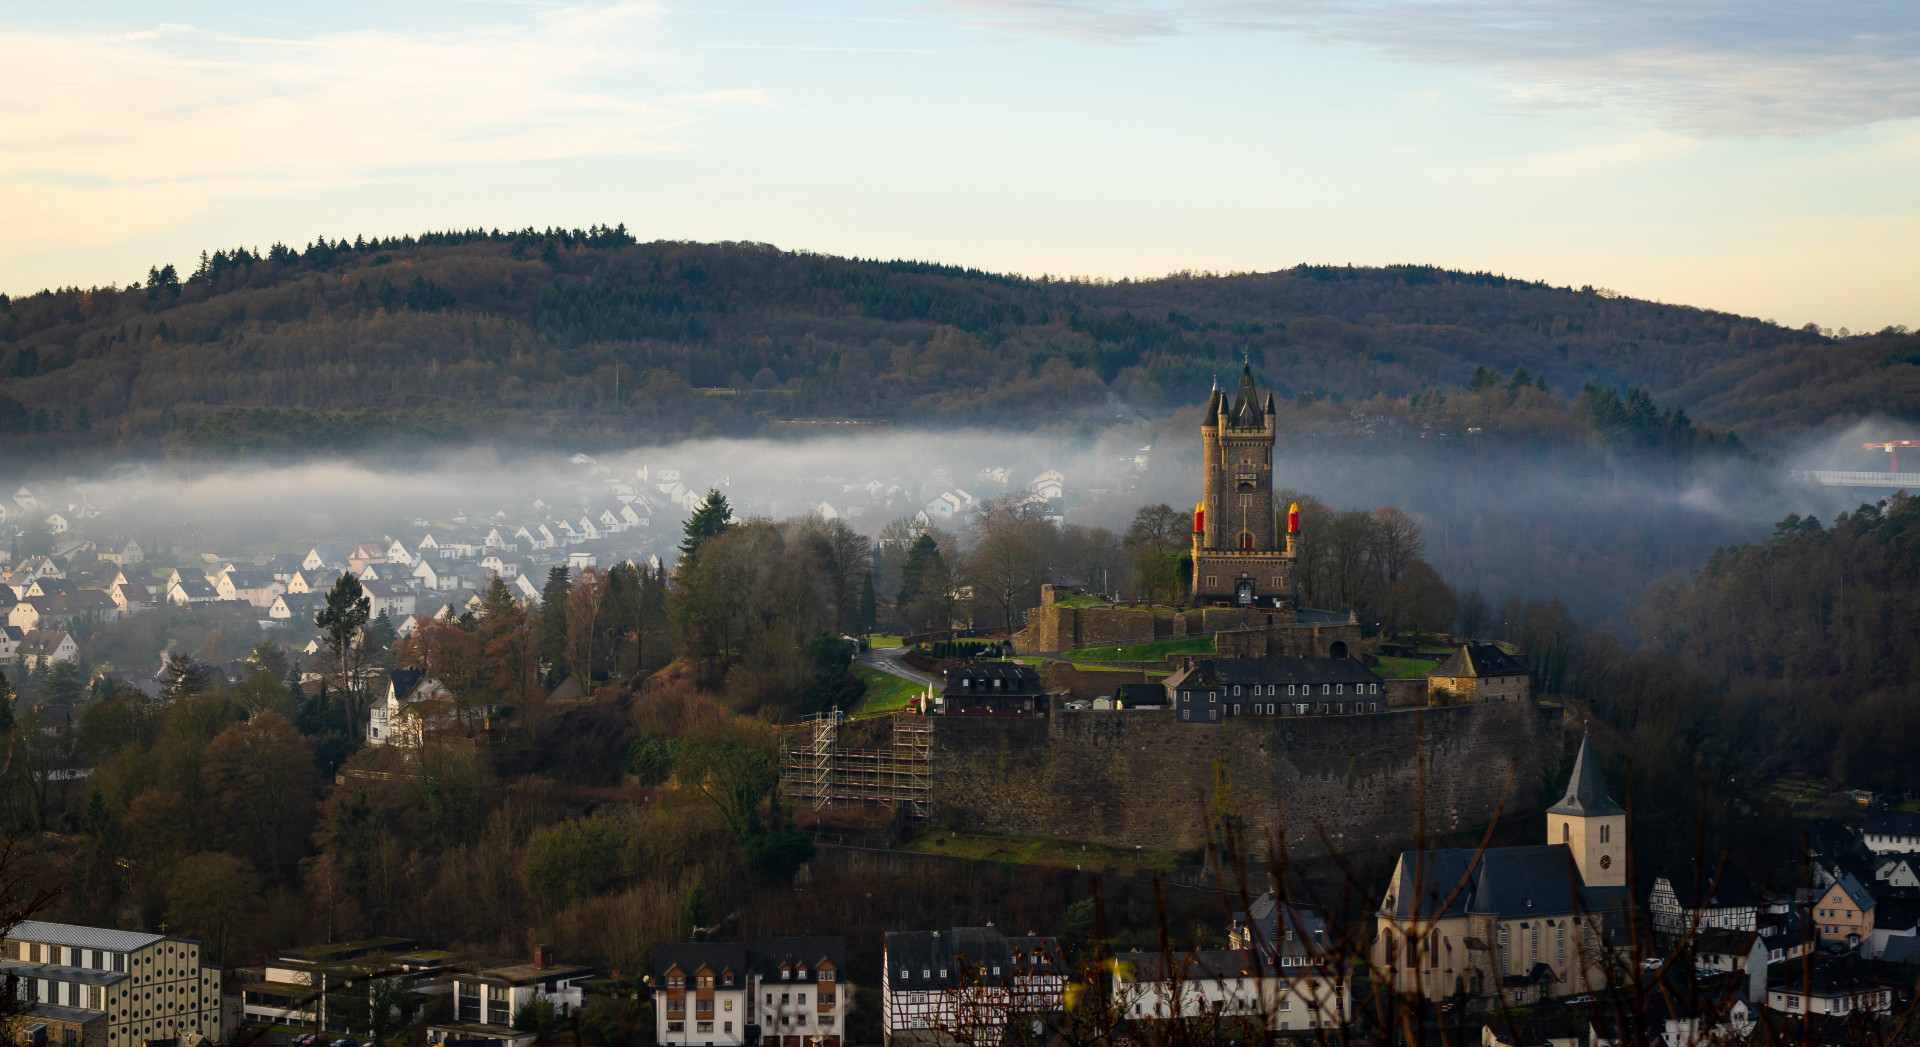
[744,830,814,880]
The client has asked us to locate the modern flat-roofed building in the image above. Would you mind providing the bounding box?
[2,920,224,1047]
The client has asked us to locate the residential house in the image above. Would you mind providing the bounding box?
[479,555,519,578]
[16,591,120,631]
[749,938,849,1047]
[384,538,414,565]
[368,669,453,747]
[97,538,144,566]
[567,552,597,570]
[44,512,68,535]
[511,574,541,602]
[110,580,158,615]
[1026,470,1066,500]
[269,593,323,625]
[361,580,416,621]
[653,942,749,1047]
[881,927,1064,1047]
[412,560,445,591]
[1690,929,1769,1001]
[284,570,324,595]
[1163,657,1386,725]
[1809,873,1875,945]
[1374,735,1633,1004]
[1766,963,1893,1016]
[0,625,21,666]
[426,948,592,1047]
[17,631,79,668]
[1862,811,1920,854]
[356,564,382,582]
[168,577,221,606]
[620,503,649,529]
[1872,852,1920,889]
[348,544,387,572]
[302,547,345,572]
[1,919,224,1047]
[218,569,285,607]
[1222,894,1351,1033]
[941,663,1047,718]
[597,508,626,533]
[10,486,40,512]
[1110,950,1272,1029]
[1649,859,1761,942]
[1426,643,1532,704]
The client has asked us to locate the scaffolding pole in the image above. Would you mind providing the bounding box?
[779,710,934,819]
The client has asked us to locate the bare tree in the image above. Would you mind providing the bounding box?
[966,527,1044,633]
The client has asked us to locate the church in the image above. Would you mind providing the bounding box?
[1371,734,1634,1004]
[1192,364,1297,610]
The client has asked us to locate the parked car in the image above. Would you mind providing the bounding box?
[1565,994,1593,1004]
[330,1038,360,1047]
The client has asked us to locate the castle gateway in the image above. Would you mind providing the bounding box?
[1193,364,1295,610]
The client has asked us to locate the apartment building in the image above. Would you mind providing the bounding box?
[1,920,223,1047]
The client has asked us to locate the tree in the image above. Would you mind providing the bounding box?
[316,573,372,732]
[565,567,609,685]
[536,565,572,684]
[38,660,85,707]
[1125,504,1189,605]
[966,528,1042,632]
[158,651,213,702]
[676,726,779,843]
[200,711,319,881]
[166,851,260,965]
[896,533,954,633]
[680,489,734,564]
[1388,561,1455,640]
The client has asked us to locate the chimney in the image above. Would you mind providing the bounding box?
[534,945,553,970]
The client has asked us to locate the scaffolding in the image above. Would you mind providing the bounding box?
[780,709,935,819]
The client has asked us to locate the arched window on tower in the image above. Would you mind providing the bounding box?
[1238,532,1253,549]
[1562,823,1570,844]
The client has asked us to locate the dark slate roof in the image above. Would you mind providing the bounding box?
[1655,859,1761,910]
[1165,657,1381,691]
[1385,845,1632,922]
[1547,734,1625,817]
[653,941,747,983]
[943,662,1044,697]
[749,937,844,983]
[1864,811,1920,838]
[1692,928,1762,959]
[1226,364,1266,427]
[1879,935,1920,964]
[1431,643,1530,679]
[1829,871,1876,912]
[884,928,1060,991]
[389,669,426,700]
[1231,893,1327,962]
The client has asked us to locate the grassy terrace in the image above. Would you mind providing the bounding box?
[866,633,905,649]
[1374,656,1441,679]
[904,830,1184,874]
[852,665,924,716]
[1064,636,1215,662]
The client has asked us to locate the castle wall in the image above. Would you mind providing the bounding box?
[1214,623,1360,659]
[931,701,1561,855]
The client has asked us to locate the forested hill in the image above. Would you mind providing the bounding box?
[0,225,1913,457]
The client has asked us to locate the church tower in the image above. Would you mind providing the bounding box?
[1545,733,1627,888]
[1192,363,1296,609]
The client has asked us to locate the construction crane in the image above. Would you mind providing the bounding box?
[1863,440,1920,472]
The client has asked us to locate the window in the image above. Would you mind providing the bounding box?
[781,967,791,980]
[797,966,807,979]
[1182,710,1190,721]
[819,970,833,982]
[799,994,807,1005]
[1601,824,1611,844]
[1321,685,1329,695]
[1233,686,1241,696]
[666,1022,683,1033]
[1530,925,1539,961]
[487,985,508,1003]
[695,1021,712,1033]
[1210,709,1218,721]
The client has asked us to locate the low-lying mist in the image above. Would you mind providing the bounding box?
[14,418,1900,630]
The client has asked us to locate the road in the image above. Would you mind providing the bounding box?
[859,645,935,687]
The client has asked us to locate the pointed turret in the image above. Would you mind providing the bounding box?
[1264,392,1276,416]
[1205,382,1222,419]
[1549,733,1624,817]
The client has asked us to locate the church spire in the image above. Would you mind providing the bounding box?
[1548,733,1624,817]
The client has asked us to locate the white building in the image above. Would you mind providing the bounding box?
[426,947,592,1047]
[368,669,452,747]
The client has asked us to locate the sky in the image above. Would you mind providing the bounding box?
[2,0,1917,331]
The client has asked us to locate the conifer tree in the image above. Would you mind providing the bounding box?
[680,489,733,563]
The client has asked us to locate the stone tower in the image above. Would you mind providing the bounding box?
[1192,364,1296,609]
[1544,733,1627,889]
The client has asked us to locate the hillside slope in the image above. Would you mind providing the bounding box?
[0,226,1908,457]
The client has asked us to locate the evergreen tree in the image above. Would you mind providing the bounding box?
[857,571,878,636]
[537,566,572,684]
[680,489,734,563]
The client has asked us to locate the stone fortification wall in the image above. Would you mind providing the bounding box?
[930,701,1561,856]
[1014,604,1336,654]
[1214,623,1361,658]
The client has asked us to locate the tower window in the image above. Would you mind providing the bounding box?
[1562,823,1570,844]
[1238,531,1253,548]
[1240,494,1253,507]
[1601,824,1611,843]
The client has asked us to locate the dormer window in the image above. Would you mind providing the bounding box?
[819,970,834,982]
[722,972,733,987]
[781,966,792,980]
[797,966,807,979]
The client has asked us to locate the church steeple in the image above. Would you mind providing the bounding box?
[1545,732,1626,888]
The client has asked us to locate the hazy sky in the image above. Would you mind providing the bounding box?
[4,1,1916,330]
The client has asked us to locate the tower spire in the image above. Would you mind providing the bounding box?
[1548,733,1623,816]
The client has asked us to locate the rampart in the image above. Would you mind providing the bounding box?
[930,700,1562,856]
[1015,603,1361,657]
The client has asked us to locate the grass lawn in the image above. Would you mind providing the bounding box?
[867,634,904,649]
[1065,636,1214,662]
[851,665,925,716]
[1050,594,1111,608]
[904,830,1184,874]
[1375,656,1441,679]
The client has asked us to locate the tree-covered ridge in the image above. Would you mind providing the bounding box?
[0,225,1904,458]
[1633,493,1920,789]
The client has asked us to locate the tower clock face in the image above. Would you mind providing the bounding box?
[1600,854,1612,869]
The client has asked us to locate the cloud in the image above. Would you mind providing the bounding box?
[933,0,1920,136]
[0,3,765,244]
